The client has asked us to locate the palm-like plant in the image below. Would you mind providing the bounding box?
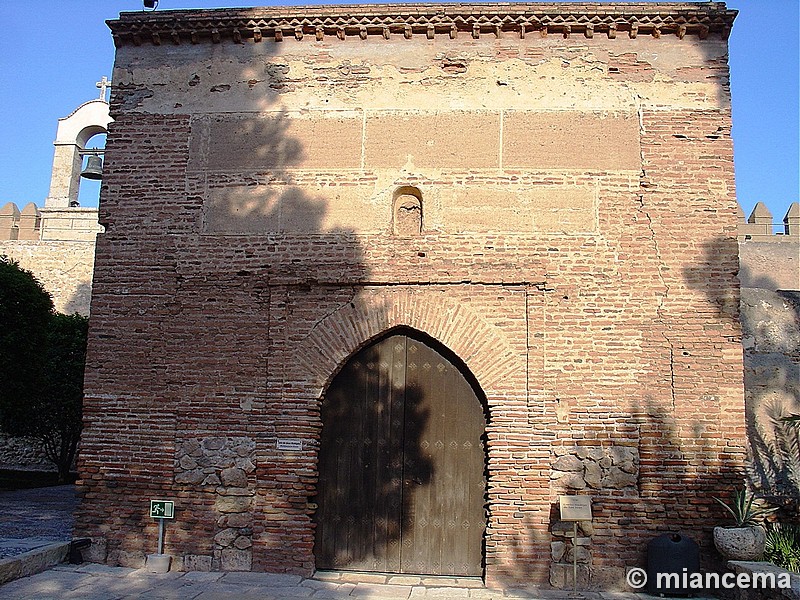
[713,487,778,527]
[765,523,800,573]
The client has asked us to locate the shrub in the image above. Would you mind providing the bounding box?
[765,522,800,574]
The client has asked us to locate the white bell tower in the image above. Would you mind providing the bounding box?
[45,78,113,209]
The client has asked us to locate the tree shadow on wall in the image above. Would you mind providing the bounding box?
[680,236,741,320]
[740,289,800,515]
[81,36,374,570]
[174,68,378,571]
[63,282,93,318]
[81,39,453,574]
[625,394,742,572]
[685,238,800,515]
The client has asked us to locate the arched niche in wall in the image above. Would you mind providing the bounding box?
[392,186,423,237]
[45,99,112,209]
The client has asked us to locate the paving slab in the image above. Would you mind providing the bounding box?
[0,564,729,600]
[350,582,414,598]
[0,570,99,600]
[221,570,304,586]
[303,579,357,598]
[421,586,471,597]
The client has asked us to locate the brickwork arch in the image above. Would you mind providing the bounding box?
[294,288,521,404]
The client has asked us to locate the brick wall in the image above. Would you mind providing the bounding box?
[77,3,745,588]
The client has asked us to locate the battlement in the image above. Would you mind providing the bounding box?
[0,202,101,242]
[738,202,799,292]
[737,201,800,241]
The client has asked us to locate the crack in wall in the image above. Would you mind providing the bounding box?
[637,193,676,411]
[306,287,359,340]
[636,97,677,411]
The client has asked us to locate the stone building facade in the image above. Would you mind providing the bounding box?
[76,2,747,588]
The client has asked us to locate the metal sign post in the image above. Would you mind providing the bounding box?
[147,500,175,573]
[150,500,174,554]
[559,496,592,597]
[157,518,165,555]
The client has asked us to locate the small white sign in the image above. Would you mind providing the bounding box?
[276,439,303,452]
[560,495,592,522]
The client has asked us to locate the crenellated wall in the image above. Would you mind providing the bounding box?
[737,204,800,512]
[738,202,800,292]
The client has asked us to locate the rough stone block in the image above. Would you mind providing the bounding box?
[219,467,247,488]
[183,554,213,572]
[549,562,590,589]
[214,528,238,548]
[551,541,566,562]
[220,548,252,571]
[553,455,583,472]
[216,496,252,514]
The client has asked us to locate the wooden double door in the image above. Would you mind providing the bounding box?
[314,332,486,576]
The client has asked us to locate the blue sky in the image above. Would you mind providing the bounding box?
[0,1,797,225]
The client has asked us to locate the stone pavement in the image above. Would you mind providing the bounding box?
[0,566,715,600]
[0,484,76,553]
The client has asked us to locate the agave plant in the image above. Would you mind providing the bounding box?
[713,487,778,527]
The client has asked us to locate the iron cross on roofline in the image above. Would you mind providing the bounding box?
[96,76,112,100]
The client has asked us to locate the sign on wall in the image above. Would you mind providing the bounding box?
[276,439,303,452]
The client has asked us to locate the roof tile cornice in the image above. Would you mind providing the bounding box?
[108,2,737,46]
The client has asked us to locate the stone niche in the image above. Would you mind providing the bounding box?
[393,186,423,237]
[175,436,257,571]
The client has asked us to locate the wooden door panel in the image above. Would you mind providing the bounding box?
[315,336,405,571]
[315,333,485,577]
[401,339,486,576]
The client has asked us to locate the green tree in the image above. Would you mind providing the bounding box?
[37,313,88,483]
[0,255,54,433]
[0,256,88,483]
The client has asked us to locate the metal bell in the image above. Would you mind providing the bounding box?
[80,155,103,180]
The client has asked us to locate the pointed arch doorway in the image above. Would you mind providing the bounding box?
[314,330,487,576]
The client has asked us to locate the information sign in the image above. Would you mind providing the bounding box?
[559,495,592,522]
[277,439,303,452]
